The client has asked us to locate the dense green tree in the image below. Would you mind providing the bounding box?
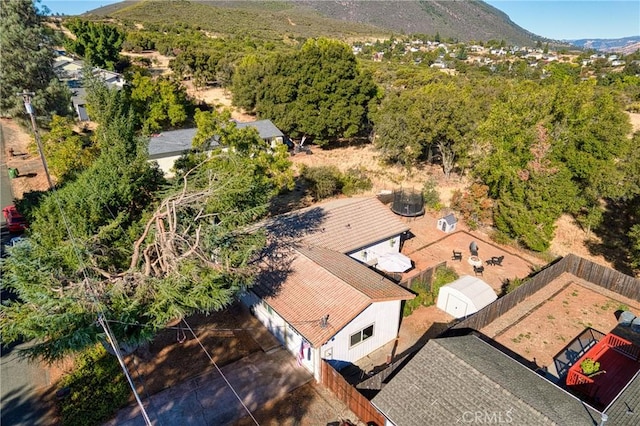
[371,91,423,166]
[0,0,71,118]
[232,38,378,144]
[475,79,633,251]
[42,115,97,183]
[372,79,483,177]
[64,19,125,70]
[130,73,191,134]
[1,104,294,360]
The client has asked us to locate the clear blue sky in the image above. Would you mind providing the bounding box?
[485,1,639,39]
[39,0,640,40]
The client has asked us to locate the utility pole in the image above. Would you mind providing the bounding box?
[16,91,153,425]
[16,91,54,190]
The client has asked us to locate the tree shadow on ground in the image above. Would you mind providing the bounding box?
[232,381,339,426]
[127,303,264,398]
[268,176,312,216]
[586,199,635,275]
[0,384,53,426]
[315,136,371,151]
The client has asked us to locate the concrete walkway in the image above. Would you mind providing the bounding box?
[106,347,313,426]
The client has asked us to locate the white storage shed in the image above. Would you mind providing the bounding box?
[436,275,497,318]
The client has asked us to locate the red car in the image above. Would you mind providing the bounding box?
[2,205,28,233]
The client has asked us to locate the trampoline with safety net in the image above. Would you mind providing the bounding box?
[390,189,425,217]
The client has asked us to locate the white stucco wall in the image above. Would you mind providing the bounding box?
[320,300,402,365]
[241,292,318,378]
[268,136,284,148]
[149,155,180,177]
[242,293,403,381]
[347,236,402,264]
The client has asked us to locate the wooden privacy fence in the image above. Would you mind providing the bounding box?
[321,360,386,426]
[400,261,447,291]
[357,353,412,391]
[452,254,640,332]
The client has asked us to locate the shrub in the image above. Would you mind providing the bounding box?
[499,277,526,296]
[300,165,342,200]
[340,168,372,196]
[301,165,372,200]
[580,358,600,375]
[57,344,130,426]
[421,178,440,210]
[431,266,458,296]
[402,266,458,316]
[450,183,493,227]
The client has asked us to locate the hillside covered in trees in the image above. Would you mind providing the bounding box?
[88,0,543,46]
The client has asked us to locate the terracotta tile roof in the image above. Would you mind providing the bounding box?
[298,246,414,302]
[262,197,410,254]
[253,247,414,347]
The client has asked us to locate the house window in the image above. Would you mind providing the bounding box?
[350,324,374,348]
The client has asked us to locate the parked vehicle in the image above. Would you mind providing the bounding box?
[2,205,28,233]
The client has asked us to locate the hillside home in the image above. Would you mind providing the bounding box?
[147,119,284,177]
[53,52,126,122]
[242,197,415,381]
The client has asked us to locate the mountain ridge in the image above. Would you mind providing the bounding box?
[568,36,640,54]
[86,0,542,45]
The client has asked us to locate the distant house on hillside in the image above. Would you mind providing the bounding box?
[147,119,285,177]
[53,51,126,122]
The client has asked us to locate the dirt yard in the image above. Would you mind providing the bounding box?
[481,274,640,375]
[1,118,52,198]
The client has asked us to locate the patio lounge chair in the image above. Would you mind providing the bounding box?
[452,250,462,261]
[487,255,504,266]
[473,265,484,276]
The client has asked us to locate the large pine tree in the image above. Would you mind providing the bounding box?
[0,0,70,118]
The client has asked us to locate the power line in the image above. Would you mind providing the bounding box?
[99,315,153,425]
[181,317,260,426]
[16,91,154,426]
[106,317,327,330]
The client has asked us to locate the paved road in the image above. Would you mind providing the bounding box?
[0,122,52,426]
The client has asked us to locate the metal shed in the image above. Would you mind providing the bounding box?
[436,275,497,318]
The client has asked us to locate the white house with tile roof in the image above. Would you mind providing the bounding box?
[242,198,415,381]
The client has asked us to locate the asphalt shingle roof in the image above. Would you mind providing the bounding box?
[372,335,602,426]
[604,371,640,425]
[147,128,198,158]
[147,120,283,159]
[236,120,283,138]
